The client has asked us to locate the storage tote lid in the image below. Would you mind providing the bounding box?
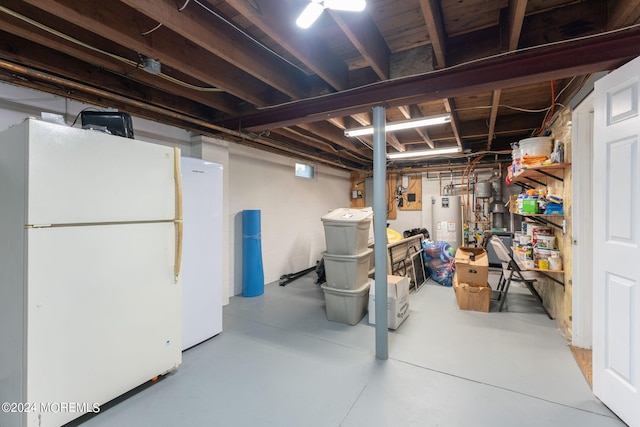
[321,207,373,223]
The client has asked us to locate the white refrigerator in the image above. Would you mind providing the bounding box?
[180,157,223,350]
[0,118,182,427]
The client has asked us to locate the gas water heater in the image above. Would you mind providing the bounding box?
[432,195,463,250]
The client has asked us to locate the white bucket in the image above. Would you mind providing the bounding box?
[520,234,532,245]
[549,257,563,271]
[520,137,553,158]
[536,234,556,249]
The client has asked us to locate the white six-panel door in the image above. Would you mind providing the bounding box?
[593,55,640,426]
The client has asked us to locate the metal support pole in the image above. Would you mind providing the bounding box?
[372,105,388,360]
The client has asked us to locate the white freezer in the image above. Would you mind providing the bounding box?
[181,157,223,349]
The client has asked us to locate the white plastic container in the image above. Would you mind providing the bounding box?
[536,234,556,249]
[520,137,553,158]
[512,147,521,175]
[321,280,371,325]
[323,249,372,290]
[519,234,532,245]
[321,208,373,255]
[549,257,563,271]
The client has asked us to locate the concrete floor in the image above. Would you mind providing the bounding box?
[71,271,624,427]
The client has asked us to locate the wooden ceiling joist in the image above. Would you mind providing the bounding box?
[230,26,640,131]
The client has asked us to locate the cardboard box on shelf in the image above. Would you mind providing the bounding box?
[368,275,410,330]
[454,247,489,285]
[453,274,492,313]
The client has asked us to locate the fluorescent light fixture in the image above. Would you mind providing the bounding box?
[387,147,461,160]
[325,0,366,12]
[296,1,324,29]
[344,114,451,137]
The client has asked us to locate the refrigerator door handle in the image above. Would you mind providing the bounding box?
[174,147,183,283]
[174,147,183,221]
[175,220,183,282]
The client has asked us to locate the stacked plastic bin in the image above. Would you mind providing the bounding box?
[320,208,373,325]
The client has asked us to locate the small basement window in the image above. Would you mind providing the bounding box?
[295,162,316,180]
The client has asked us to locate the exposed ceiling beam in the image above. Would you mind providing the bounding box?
[272,128,359,162]
[331,10,390,80]
[119,0,310,100]
[225,0,349,91]
[232,132,362,171]
[0,32,222,121]
[0,58,251,139]
[222,0,384,161]
[349,113,371,126]
[16,0,283,107]
[263,128,370,169]
[443,99,462,147]
[518,0,607,50]
[428,112,543,140]
[608,0,640,28]
[418,0,447,68]
[416,0,463,150]
[0,10,238,114]
[507,0,528,51]
[486,89,501,150]
[295,121,373,159]
[386,133,405,153]
[229,27,640,131]
[398,105,435,149]
[488,0,527,149]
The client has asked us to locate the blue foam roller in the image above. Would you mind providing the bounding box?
[242,210,265,297]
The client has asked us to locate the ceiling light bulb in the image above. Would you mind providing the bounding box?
[387,147,461,160]
[387,114,451,132]
[324,0,366,12]
[296,1,325,29]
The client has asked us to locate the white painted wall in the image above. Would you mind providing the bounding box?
[227,144,350,295]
